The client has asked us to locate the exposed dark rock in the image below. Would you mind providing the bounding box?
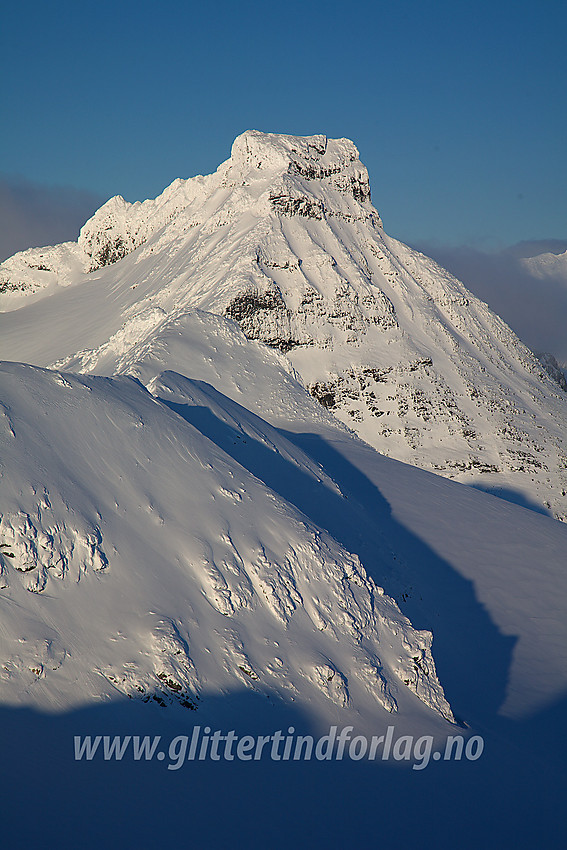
[225,289,284,321]
[89,237,129,271]
[224,287,308,353]
[0,278,28,293]
[309,382,337,409]
[289,160,343,180]
[269,193,324,220]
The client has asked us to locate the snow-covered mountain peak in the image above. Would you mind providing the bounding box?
[2,131,567,521]
[221,129,371,199]
[522,247,567,279]
[226,130,330,177]
[66,131,373,277]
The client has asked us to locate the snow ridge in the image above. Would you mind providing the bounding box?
[0,362,453,724]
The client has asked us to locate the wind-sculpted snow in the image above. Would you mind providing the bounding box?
[0,506,107,593]
[0,362,455,725]
[1,130,566,519]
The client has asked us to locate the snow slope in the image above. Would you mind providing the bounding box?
[0,359,459,730]
[1,131,566,521]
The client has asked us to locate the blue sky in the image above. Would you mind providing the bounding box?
[1,0,566,249]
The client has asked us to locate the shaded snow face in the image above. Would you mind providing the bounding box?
[0,362,454,727]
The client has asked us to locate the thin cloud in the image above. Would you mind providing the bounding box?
[411,240,567,365]
[0,175,104,262]
[504,239,567,259]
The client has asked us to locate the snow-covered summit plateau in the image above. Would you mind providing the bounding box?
[1,132,567,733]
